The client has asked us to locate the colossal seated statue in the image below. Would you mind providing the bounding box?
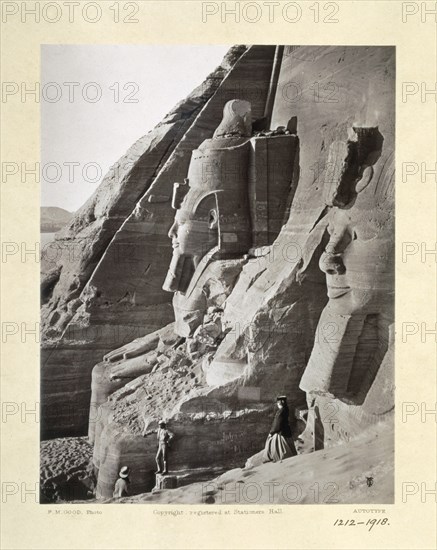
[89,99,299,447]
[299,127,394,449]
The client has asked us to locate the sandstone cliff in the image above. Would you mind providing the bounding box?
[41,44,276,437]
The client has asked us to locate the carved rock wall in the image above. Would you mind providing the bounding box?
[88,45,395,498]
[41,45,395,504]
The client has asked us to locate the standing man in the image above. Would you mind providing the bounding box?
[156,421,174,474]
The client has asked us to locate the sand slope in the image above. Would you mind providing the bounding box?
[116,424,393,505]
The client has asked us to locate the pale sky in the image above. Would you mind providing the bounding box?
[41,44,231,212]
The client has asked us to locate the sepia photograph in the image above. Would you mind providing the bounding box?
[40,44,395,505]
[2,0,437,547]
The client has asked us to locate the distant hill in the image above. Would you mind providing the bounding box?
[41,207,73,232]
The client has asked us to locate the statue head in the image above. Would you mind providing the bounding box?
[163,100,253,294]
[319,127,393,315]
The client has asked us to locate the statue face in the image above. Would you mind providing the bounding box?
[318,201,393,315]
[162,99,255,295]
[163,188,219,294]
[168,198,218,262]
[163,100,256,295]
[318,132,393,316]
